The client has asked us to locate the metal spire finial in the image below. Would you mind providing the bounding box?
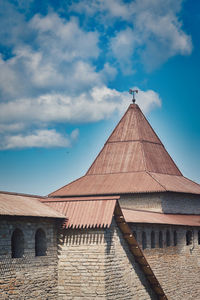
[129,89,138,103]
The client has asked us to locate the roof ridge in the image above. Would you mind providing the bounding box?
[104,104,134,144]
[182,176,200,187]
[136,105,163,145]
[86,170,183,176]
[0,190,45,198]
[107,139,162,145]
[86,170,147,176]
[146,171,167,192]
[135,107,147,171]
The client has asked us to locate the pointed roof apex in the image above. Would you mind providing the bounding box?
[106,103,162,144]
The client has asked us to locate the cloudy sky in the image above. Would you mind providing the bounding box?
[0,0,199,195]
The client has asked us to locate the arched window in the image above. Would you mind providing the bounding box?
[198,231,200,245]
[166,230,170,247]
[159,231,163,248]
[11,228,24,258]
[35,228,47,256]
[151,231,155,248]
[186,230,192,246]
[173,230,177,246]
[133,231,137,240]
[142,232,147,250]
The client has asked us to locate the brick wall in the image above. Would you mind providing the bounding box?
[57,221,157,300]
[130,223,200,300]
[0,216,58,299]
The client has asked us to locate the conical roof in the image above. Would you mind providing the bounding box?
[87,104,181,176]
[50,104,200,197]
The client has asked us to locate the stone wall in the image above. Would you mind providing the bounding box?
[0,216,59,299]
[161,193,200,214]
[120,193,163,212]
[130,223,200,300]
[58,228,106,299]
[104,221,157,300]
[58,221,157,300]
[120,192,200,214]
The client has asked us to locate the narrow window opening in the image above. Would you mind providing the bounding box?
[142,232,147,250]
[198,231,200,245]
[35,228,47,256]
[173,230,177,246]
[166,230,170,247]
[186,230,192,246]
[11,229,24,258]
[151,231,155,248]
[159,231,163,248]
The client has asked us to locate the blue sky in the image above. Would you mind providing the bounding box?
[0,0,199,195]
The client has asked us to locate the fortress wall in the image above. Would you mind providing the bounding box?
[58,221,156,300]
[120,193,200,214]
[130,223,200,300]
[57,228,106,299]
[0,216,58,300]
[104,220,157,300]
[161,193,200,214]
[119,193,163,212]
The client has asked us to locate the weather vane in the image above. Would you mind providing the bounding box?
[129,89,138,103]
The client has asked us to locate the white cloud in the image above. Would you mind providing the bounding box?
[0,123,25,133]
[0,13,101,101]
[133,88,161,113]
[0,129,79,150]
[132,1,192,70]
[30,14,99,61]
[110,27,139,74]
[70,128,79,140]
[70,0,131,21]
[71,0,192,71]
[0,86,161,126]
[0,4,165,150]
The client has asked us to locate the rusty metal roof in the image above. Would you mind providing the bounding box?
[50,172,200,197]
[149,173,200,194]
[0,191,65,219]
[49,104,200,197]
[87,104,181,176]
[106,104,162,144]
[122,208,200,226]
[50,172,164,196]
[42,196,119,228]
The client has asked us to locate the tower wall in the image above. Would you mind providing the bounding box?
[57,221,156,300]
[120,192,200,214]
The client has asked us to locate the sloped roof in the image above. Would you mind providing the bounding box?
[87,104,181,176]
[123,208,200,226]
[0,191,65,219]
[50,104,200,197]
[49,172,200,196]
[41,196,119,228]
